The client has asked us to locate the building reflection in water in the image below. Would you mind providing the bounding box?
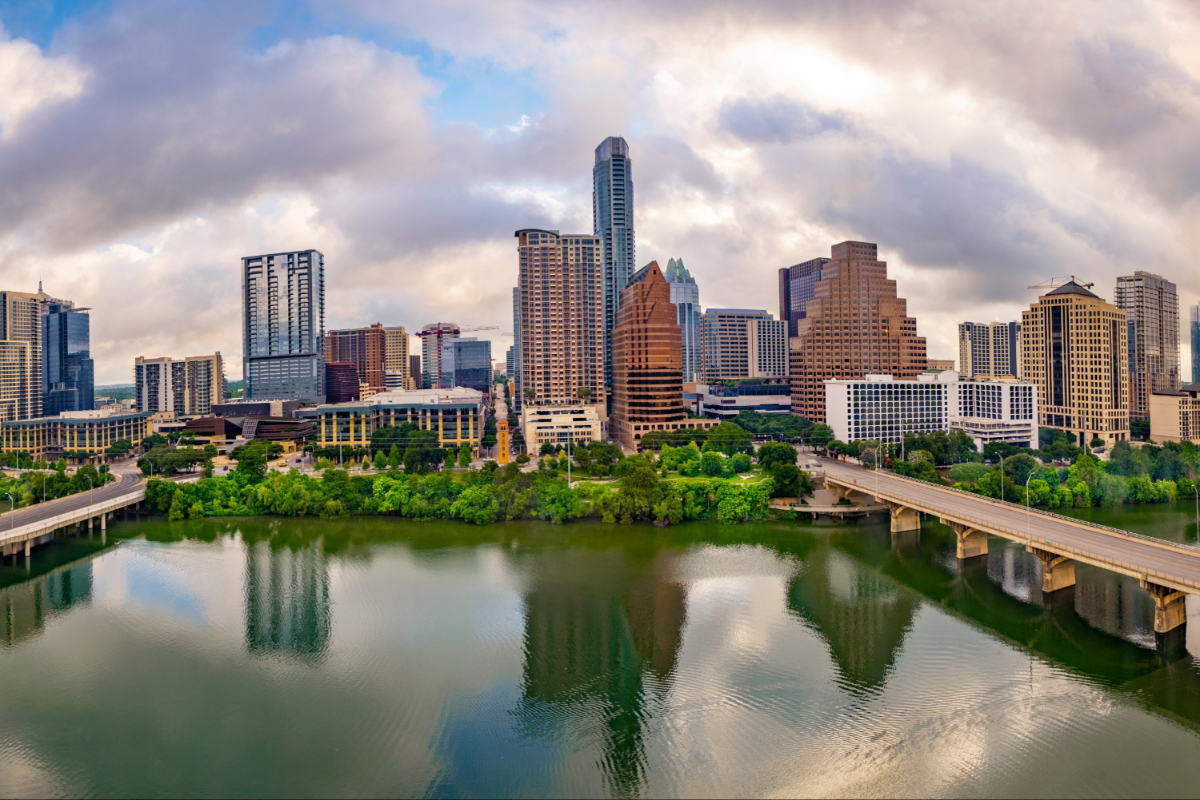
[518,548,686,797]
[787,547,917,692]
[1,561,93,648]
[244,537,331,662]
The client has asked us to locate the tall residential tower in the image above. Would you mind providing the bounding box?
[1115,271,1179,420]
[593,137,635,399]
[242,250,325,403]
[958,321,1020,378]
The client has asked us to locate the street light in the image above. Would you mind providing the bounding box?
[1025,471,1034,546]
[5,492,13,534]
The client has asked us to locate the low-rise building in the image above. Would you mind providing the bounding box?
[1150,384,1200,444]
[694,379,792,419]
[521,405,602,453]
[314,387,487,457]
[0,410,152,459]
[825,371,1038,452]
[927,359,956,371]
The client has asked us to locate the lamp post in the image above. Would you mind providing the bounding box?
[5,492,13,534]
[1025,471,1034,546]
[82,474,93,506]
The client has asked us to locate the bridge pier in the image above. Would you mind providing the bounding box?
[1027,546,1076,593]
[1140,580,1188,634]
[943,520,988,559]
[887,502,920,533]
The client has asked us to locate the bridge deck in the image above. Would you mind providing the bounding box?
[821,459,1200,596]
[0,472,146,554]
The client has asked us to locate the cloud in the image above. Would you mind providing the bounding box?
[719,96,846,144]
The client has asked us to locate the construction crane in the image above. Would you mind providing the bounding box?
[1027,276,1095,290]
[415,324,501,388]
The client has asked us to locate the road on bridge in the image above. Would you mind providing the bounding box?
[819,457,1200,594]
[0,466,145,534]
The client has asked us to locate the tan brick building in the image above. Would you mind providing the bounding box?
[789,241,927,424]
[1149,385,1200,444]
[515,229,606,412]
[0,290,48,421]
[610,261,717,451]
[383,326,413,389]
[1021,281,1129,447]
[326,323,386,396]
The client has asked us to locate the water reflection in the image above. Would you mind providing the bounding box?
[0,559,93,647]
[518,548,686,797]
[244,532,331,662]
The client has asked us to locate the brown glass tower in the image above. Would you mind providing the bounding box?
[611,262,715,450]
[325,323,386,395]
[789,241,927,423]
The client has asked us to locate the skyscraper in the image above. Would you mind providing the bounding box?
[789,241,928,424]
[242,250,325,403]
[0,290,47,421]
[326,323,386,395]
[611,262,715,450]
[1115,271,1179,420]
[958,321,1020,378]
[516,229,605,410]
[134,354,226,416]
[418,323,459,389]
[440,338,492,394]
[700,309,788,381]
[593,136,635,399]
[511,286,522,411]
[1192,305,1200,383]
[383,326,411,389]
[1021,280,1129,446]
[778,257,832,337]
[42,301,94,416]
[664,258,701,383]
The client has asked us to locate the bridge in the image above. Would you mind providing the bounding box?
[0,469,148,566]
[820,458,1200,636]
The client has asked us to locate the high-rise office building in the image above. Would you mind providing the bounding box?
[326,323,386,395]
[611,262,715,450]
[511,286,522,411]
[1021,280,1129,446]
[0,290,47,421]
[1192,305,1200,383]
[410,355,420,388]
[134,353,226,416]
[701,309,788,381]
[42,301,94,416]
[324,363,359,403]
[593,136,635,398]
[778,257,832,337]
[383,326,412,390]
[664,258,701,383]
[958,321,1021,378]
[242,250,325,403]
[1115,271,1179,420]
[789,241,928,424]
[440,338,492,394]
[515,229,605,410]
[418,323,459,389]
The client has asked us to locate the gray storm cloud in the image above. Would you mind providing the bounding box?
[1,0,1199,381]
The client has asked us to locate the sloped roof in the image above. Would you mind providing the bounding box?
[1045,280,1099,298]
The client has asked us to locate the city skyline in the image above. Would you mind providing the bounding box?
[4,2,1199,384]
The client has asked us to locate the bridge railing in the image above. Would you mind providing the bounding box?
[831,465,1200,553]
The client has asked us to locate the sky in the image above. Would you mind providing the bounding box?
[2,0,1200,385]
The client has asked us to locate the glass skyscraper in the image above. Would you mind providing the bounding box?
[593,136,635,396]
[665,258,701,383]
[242,250,325,403]
[42,302,94,415]
[441,338,493,394]
[1191,304,1199,384]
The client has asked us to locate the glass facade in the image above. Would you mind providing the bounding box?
[593,137,635,394]
[845,381,947,444]
[242,250,325,402]
[1192,305,1200,384]
[441,338,492,394]
[665,258,701,383]
[42,304,93,416]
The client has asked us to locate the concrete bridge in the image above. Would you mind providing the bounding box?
[821,458,1200,636]
[0,470,148,566]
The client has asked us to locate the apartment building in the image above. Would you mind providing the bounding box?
[701,309,787,381]
[383,326,413,390]
[594,136,636,395]
[790,241,928,424]
[134,353,227,416]
[1021,281,1129,446]
[515,229,606,411]
[958,321,1021,378]
[242,250,325,403]
[326,323,386,395]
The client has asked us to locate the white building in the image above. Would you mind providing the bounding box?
[825,370,1038,451]
[520,404,602,453]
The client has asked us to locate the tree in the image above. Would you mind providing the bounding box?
[373,451,386,469]
[700,451,726,477]
[444,448,457,470]
[809,424,834,451]
[757,442,797,472]
[459,442,472,467]
[730,453,752,473]
[388,444,401,470]
[702,422,753,456]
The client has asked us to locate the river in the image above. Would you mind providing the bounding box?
[4,509,1200,797]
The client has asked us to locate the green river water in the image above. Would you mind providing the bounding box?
[4,507,1200,797]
